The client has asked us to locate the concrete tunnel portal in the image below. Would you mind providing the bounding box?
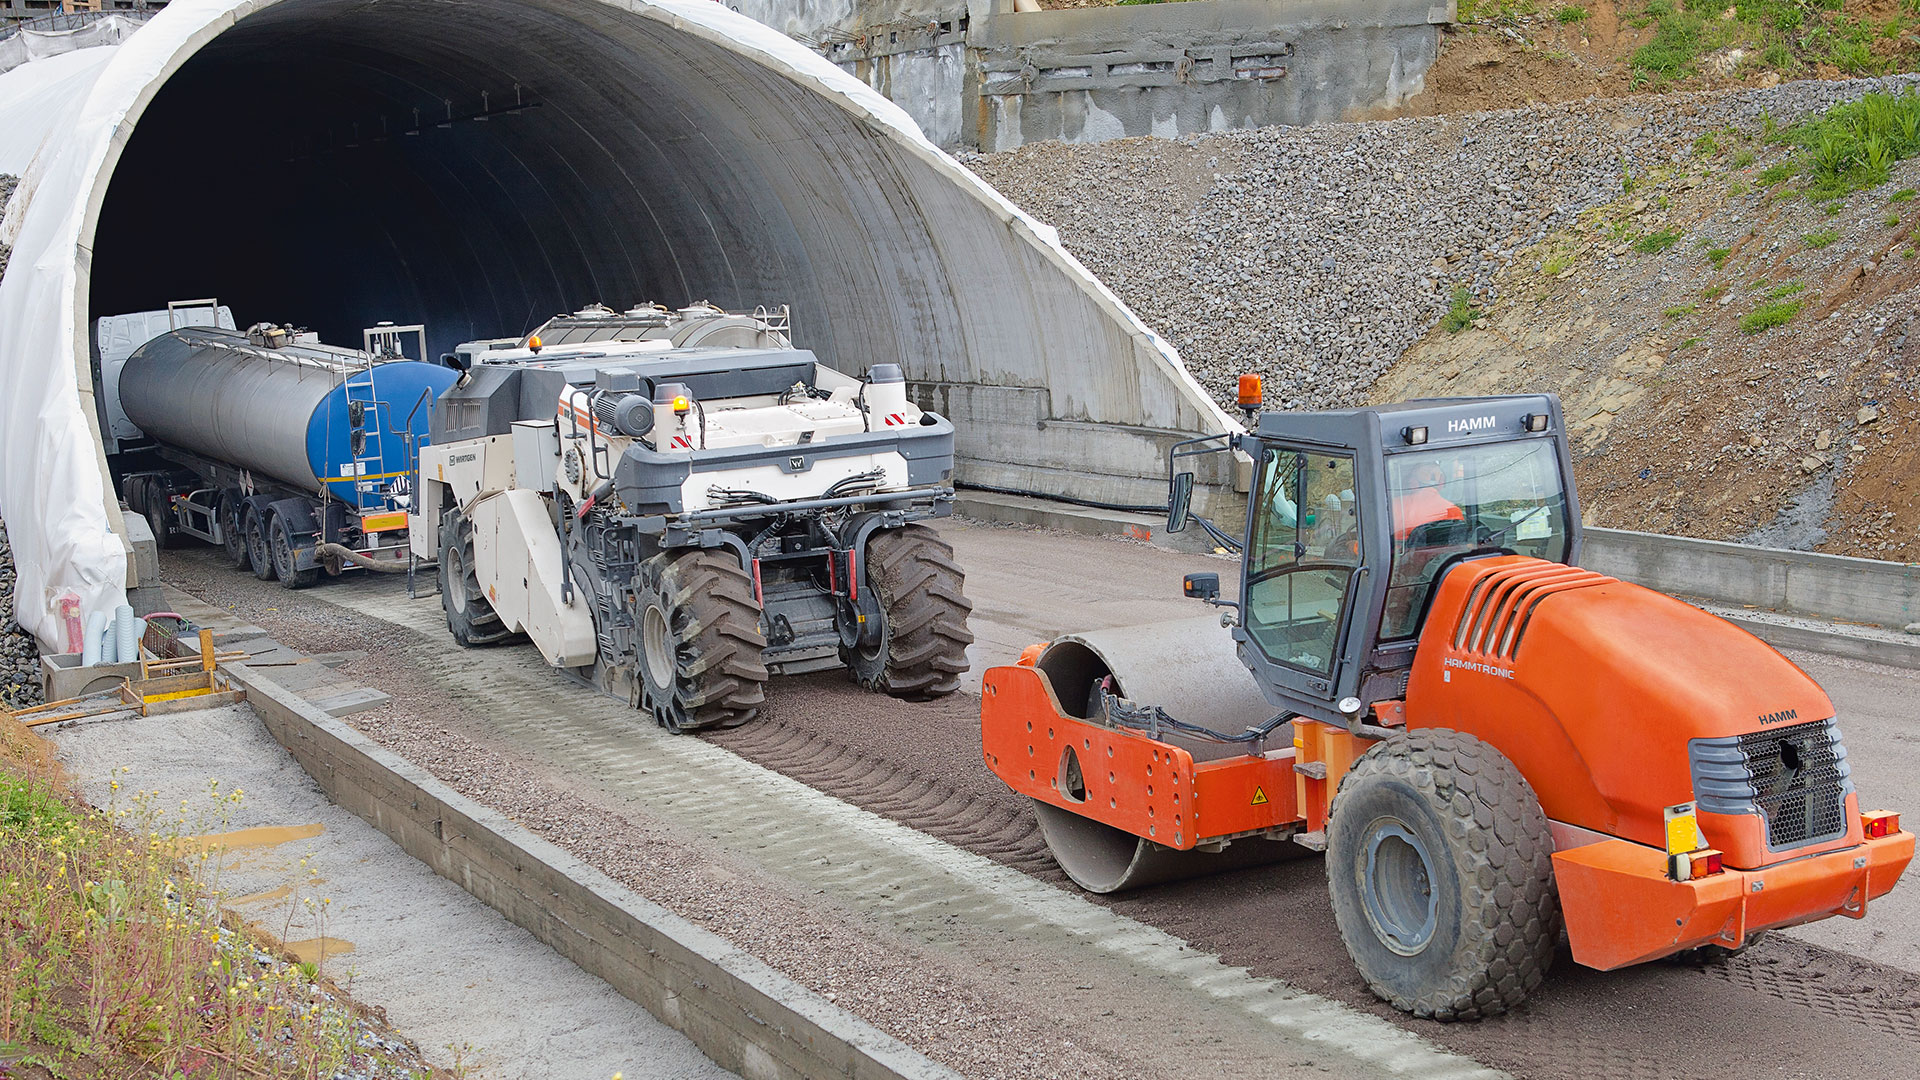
[2,0,1241,647]
[88,0,1239,498]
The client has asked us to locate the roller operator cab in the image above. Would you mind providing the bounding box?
[413,303,974,733]
[980,392,1911,1021]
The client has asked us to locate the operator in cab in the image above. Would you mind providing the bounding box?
[1391,460,1464,542]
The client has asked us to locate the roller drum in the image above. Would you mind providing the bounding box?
[1032,615,1306,893]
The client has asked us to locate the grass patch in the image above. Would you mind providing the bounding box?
[1887,211,1903,227]
[1766,280,1808,299]
[1664,303,1699,318]
[1803,227,1842,248]
[0,718,422,1078]
[1442,287,1481,333]
[1704,283,1730,299]
[1907,247,1918,258]
[1695,133,1721,157]
[1556,3,1590,19]
[1706,246,1732,266]
[1541,251,1574,275]
[1767,90,1920,200]
[1635,229,1684,253]
[1893,187,1918,201]
[1679,336,1705,349]
[1741,298,1806,333]
[1731,148,1757,168]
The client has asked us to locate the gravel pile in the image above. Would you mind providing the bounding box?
[1,176,27,709]
[1,516,43,710]
[1,173,13,280]
[968,75,1920,411]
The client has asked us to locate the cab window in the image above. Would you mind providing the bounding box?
[1245,449,1359,675]
[1381,439,1571,639]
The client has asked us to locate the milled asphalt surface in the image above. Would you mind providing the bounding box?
[50,704,734,1080]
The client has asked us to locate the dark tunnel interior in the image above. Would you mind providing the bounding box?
[89,0,837,361]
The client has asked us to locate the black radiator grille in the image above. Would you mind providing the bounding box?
[1690,718,1853,851]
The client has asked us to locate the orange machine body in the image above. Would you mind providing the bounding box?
[979,553,1912,970]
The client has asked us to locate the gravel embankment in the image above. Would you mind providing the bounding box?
[968,75,1920,411]
[1,517,43,710]
[1,173,14,279]
[2,177,44,709]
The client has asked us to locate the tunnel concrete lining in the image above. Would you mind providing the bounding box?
[0,0,1237,648]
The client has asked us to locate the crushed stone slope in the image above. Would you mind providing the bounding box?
[968,76,1920,558]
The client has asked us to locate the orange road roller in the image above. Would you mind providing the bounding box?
[980,390,1911,1020]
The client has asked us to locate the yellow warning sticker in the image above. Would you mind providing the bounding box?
[1251,787,1269,806]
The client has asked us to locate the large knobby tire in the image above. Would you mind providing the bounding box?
[244,510,275,581]
[268,513,320,590]
[844,524,973,701]
[218,492,249,568]
[1326,728,1559,1021]
[636,548,767,732]
[438,510,519,647]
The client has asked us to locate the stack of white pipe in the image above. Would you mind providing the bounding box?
[79,605,144,667]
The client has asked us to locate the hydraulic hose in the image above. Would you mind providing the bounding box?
[316,542,413,573]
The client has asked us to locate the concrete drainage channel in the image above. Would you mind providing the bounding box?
[224,664,963,1080]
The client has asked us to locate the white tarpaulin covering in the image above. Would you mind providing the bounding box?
[0,0,1233,654]
[0,14,145,77]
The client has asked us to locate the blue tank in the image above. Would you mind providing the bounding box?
[119,328,459,512]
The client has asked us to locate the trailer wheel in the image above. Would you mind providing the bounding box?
[269,513,320,590]
[1326,728,1559,1021]
[635,549,767,732]
[218,493,249,568]
[844,524,973,701]
[438,511,519,647]
[136,478,174,550]
[244,510,275,581]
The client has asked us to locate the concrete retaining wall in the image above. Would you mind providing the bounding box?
[738,0,1451,151]
[1583,527,1920,631]
[229,665,961,1080]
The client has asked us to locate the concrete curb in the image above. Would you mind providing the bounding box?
[1583,527,1920,631]
[1718,614,1920,670]
[226,663,963,1080]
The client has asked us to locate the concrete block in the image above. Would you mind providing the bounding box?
[40,652,140,700]
[123,511,160,588]
[310,687,392,718]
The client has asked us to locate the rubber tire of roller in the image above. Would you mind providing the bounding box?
[635,548,767,732]
[244,510,275,582]
[1326,728,1559,1021]
[843,524,974,701]
[269,513,319,590]
[437,510,519,647]
[218,492,249,568]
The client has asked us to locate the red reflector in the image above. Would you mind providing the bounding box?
[1864,811,1900,838]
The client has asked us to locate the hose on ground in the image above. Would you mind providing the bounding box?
[316,542,413,573]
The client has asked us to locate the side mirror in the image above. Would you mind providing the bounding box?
[441,351,471,372]
[1168,471,1195,533]
[1183,572,1220,601]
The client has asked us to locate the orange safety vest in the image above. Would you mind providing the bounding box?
[1392,488,1465,541]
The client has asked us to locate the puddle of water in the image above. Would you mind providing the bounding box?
[282,937,355,965]
[170,823,325,856]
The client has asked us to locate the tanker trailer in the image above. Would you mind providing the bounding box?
[117,321,458,588]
